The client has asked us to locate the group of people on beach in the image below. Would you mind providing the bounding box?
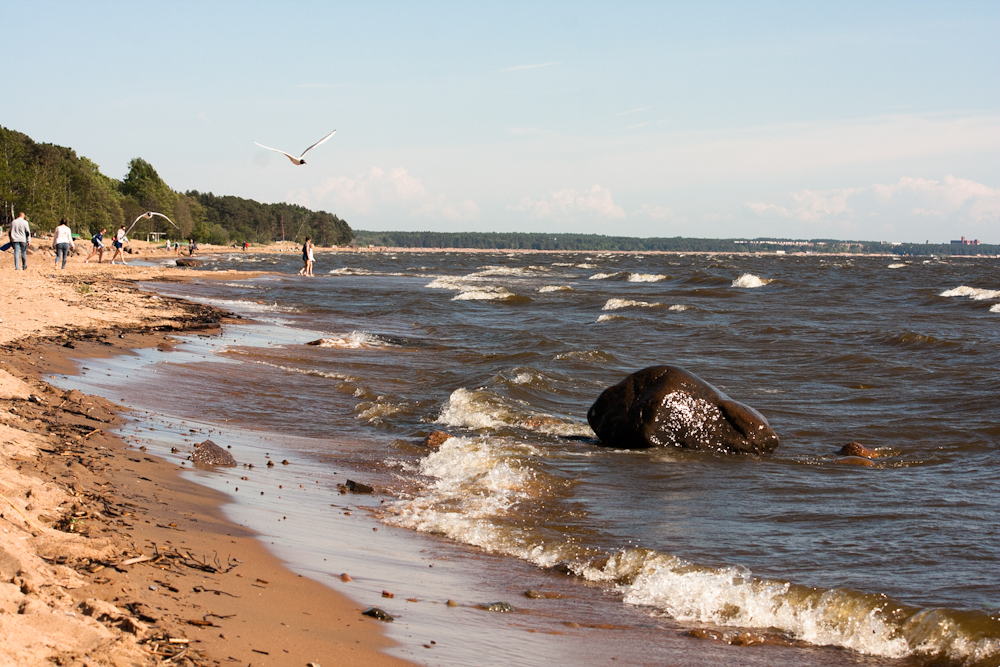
[6,212,318,275]
[3,212,131,269]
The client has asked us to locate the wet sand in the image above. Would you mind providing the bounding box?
[0,260,411,666]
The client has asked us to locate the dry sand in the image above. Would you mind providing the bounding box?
[0,256,412,666]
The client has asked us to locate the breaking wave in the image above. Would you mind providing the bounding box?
[602,299,663,310]
[940,286,1000,300]
[731,273,772,288]
[538,285,574,293]
[627,273,667,282]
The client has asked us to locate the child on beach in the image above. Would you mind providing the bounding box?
[85,228,106,263]
[52,218,75,269]
[110,224,128,265]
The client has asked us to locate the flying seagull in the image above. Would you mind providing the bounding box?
[125,211,179,236]
[253,130,337,165]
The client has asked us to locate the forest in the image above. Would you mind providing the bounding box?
[352,230,998,256]
[0,126,352,246]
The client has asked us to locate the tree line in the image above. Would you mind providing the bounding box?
[353,231,998,256]
[0,126,353,246]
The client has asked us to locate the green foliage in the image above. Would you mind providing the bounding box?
[187,191,352,246]
[0,126,125,233]
[0,126,353,245]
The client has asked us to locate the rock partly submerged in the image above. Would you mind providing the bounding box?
[587,365,779,455]
[191,439,237,468]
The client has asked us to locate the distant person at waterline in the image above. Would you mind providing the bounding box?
[110,224,128,265]
[86,228,106,263]
[9,212,31,270]
[299,237,314,276]
[52,218,75,269]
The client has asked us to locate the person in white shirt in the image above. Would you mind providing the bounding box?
[52,218,75,269]
[110,224,128,265]
[9,212,31,270]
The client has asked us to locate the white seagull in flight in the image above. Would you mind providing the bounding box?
[253,130,337,165]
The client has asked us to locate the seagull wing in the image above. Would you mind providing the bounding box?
[298,130,337,158]
[254,141,300,162]
[149,212,180,229]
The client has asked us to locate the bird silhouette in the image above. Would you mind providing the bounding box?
[253,130,337,165]
[125,211,179,236]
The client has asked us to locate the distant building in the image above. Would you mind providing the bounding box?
[950,236,980,245]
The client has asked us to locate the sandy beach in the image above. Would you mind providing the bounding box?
[0,254,412,666]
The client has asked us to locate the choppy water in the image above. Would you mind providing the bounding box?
[64,251,1000,665]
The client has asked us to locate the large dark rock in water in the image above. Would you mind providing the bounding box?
[191,439,236,467]
[587,366,779,455]
[175,258,204,267]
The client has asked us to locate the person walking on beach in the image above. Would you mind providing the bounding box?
[174,240,180,254]
[188,238,197,256]
[52,218,75,269]
[85,228,106,263]
[9,212,31,270]
[110,224,128,265]
[299,237,314,276]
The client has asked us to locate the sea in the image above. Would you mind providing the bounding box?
[53,250,999,666]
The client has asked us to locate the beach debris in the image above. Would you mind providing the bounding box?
[523,590,565,599]
[382,590,394,598]
[281,459,290,465]
[423,431,452,448]
[267,460,274,467]
[191,439,236,467]
[340,573,353,582]
[446,599,458,607]
[339,479,374,494]
[361,606,394,622]
[480,602,515,612]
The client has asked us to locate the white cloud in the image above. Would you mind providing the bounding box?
[502,61,563,71]
[745,176,999,229]
[509,184,626,220]
[298,167,479,222]
[634,204,675,219]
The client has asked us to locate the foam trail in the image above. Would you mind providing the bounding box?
[602,299,662,310]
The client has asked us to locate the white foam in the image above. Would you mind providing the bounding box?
[308,332,395,349]
[575,263,597,269]
[589,272,621,280]
[991,304,1000,313]
[602,299,663,310]
[453,286,517,301]
[669,304,691,311]
[538,285,574,293]
[940,285,1000,300]
[355,399,405,422]
[627,273,667,283]
[434,387,591,436]
[732,273,771,288]
[469,265,548,277]
[596,314,626,322]
[329,267,374,275]
[887,263,908,269]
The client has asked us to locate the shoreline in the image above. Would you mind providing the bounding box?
[0,263,412,666]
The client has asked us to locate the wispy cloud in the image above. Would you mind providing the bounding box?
[509,184,625,220]
[502,61,563,72]
[627,122,650,130]
[295,83,339,89]
[295,167,479,222]
[745,175,1000,226]
[614,106,651,116]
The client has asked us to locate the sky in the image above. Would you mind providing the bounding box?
[4,1,999,243]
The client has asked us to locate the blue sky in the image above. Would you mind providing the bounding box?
[4,1,998,242]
